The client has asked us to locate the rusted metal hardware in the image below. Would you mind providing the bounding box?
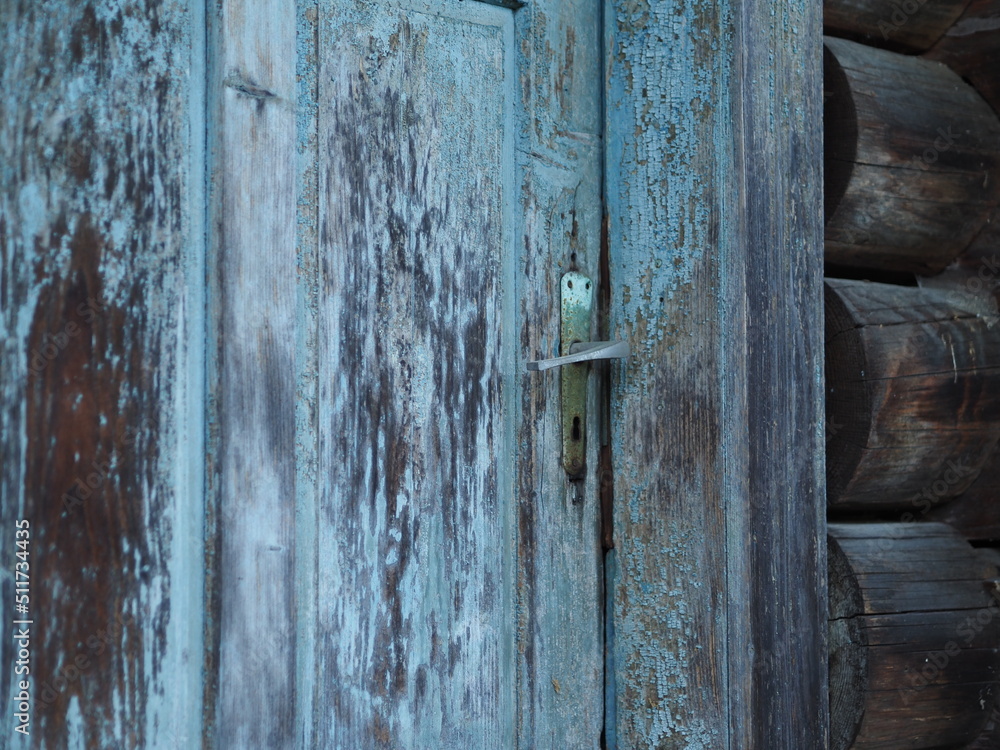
[526,272,629,477]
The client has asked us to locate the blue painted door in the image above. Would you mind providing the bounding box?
[212,0,607,746]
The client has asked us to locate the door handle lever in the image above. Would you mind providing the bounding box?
[526,340,629,371]
[525,271,629,477]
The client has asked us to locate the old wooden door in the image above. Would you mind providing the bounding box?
[212,0,607,746]
[3,0,825,746]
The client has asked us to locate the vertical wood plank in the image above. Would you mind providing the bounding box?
[512,2,606,747]
[314,4,518,744]
[208,0,298,746]
[0,0,205,746]
[605,0,826,746]
[733,0,826,743]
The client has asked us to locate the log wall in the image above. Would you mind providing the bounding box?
[824,4,1000,745]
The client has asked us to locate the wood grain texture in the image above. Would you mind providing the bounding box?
[605,0,826,746]
[824,37,1000,274]
[209,0,607,746]
[0,1,206,747]
[925,0,1000,115]
[828,523,1000,750]
[208,0,298,746]
[825,278,1000,511]
[311,2,606,746]
[925,434,1000,540]
[824,0,971,52]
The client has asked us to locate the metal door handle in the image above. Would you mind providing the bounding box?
[525,271,629,477]
[527,340,629,371]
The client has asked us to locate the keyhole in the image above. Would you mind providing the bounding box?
[571,416,581,441]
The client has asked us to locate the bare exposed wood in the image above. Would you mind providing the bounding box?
[0,1,205,747]
[825,278,1000,511]
[926,0,1000,116]
[606,0,827,746]
[828,523,1000,750]
[824,0,971,52]
[925,440,1000,539]
[824,37,1000,274]
[208,0,298,746]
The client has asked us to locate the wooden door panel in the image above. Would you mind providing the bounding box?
[213,0,605,746]
[317,4,516,745]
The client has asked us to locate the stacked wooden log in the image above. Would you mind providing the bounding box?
[927,0,1000,111]
[824,37,1000,274]
[825,278,1000,511]
[829,524,1000,749]
[823,2,1000,746]
[824,0,971,52]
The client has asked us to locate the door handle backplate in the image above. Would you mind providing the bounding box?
[526,271,629,477]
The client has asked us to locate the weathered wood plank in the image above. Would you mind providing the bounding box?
[605,0,826,746]
[510,2,606,747]
[0,0,205,747]
[207,0,299,746]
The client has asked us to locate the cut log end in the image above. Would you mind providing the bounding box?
[829,535,867,750]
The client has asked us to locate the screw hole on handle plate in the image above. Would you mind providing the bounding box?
[586,282,591,290]
[567,279,573,289]
[571,416,581,441]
